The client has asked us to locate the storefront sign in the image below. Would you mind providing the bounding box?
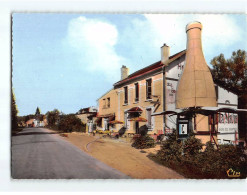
[218,113,238,133]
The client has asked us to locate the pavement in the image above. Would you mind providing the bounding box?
[11,128,130,179]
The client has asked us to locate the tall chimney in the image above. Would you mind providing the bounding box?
[176,22,217,109]
[121,65,129,80]
[161,43,170,65]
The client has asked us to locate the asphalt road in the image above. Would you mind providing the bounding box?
[11,128,130,179]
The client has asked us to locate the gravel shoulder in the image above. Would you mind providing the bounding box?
[55,131,184,179]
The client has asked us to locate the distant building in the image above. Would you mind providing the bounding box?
[26,117,48,128]
[76,107,97,133]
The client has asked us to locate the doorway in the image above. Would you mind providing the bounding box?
[135,122,139,134]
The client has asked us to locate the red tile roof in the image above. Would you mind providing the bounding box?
[114,50,186,87]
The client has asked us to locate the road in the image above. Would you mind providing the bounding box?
[11,128,130,179]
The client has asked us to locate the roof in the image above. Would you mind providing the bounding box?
[97,88,114,101]
[212,78,239,95]
[77,107,98,114]
[114,50,186,87]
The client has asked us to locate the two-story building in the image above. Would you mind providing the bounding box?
[96,22,242,145]
[96,89,120,132]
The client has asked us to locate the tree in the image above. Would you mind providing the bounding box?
[11,88,18,131]
[35,107,41,115]
[58,114,86,132]
[210,50,247,95]
[210,49,247,140]
[46,109,60,127]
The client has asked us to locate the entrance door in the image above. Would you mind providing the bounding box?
[104,118,109,130]
[88,121,93,133]
[135,122,139,134]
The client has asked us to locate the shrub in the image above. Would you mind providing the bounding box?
[156,130,182,163]
[58,114,86,132]
[131,135,156,149]
[153,133,247,179]
[183,134,203,157]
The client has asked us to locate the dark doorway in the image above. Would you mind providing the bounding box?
[135,122,139,134]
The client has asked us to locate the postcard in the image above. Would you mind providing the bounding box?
[11,13,247,180]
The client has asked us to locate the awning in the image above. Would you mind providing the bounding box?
[202,107,247,114]
[152,107,247,117]
[152,111,178,116]
[126,107,143,113]
[108,120,124,124]
[129,117,147,122]
[108,115,115,122]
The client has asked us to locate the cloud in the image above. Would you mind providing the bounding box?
[65,14,244,81]
[143,14,244,57]
[66,16,126,82]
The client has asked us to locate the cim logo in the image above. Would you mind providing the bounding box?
[219,113,238,124]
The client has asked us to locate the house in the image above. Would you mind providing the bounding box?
[96,21,243,145]
[26,119,36,127]
[26,116,48,127]
[76,106,98,133]
[96,89,120,132]
[113,47,186,138]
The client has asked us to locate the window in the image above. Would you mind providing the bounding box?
[135,83,139,102]
[124,86,128,104]
[146,79,152,99]
[102,99,106,108]
[146,108,152,129]
[107,97,110,108]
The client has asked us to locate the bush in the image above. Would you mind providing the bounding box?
[131,135,156,149]
[58,114,86,132]
[153,134,247,179]
[183,134,203,157]
[156,130,182,163]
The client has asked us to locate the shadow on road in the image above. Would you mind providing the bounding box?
[12,132,60,136]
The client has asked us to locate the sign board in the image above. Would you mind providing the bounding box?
[179,124,188,135]
[177,115,190,138]
[218,112,238,133]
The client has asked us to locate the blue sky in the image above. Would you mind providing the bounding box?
[12,13,247,116]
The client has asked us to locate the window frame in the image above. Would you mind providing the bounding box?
[135,82,139,102]
[124,86,128,104]
[146,78,152,100]
[107,97,110,108]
